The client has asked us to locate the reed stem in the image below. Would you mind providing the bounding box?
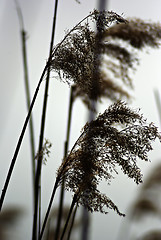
[32,0,59,239]
[67,203,78,240]
[55,85,74,239]
[60,194,77,240]
[39,176,60,240]
[0,63,48,212]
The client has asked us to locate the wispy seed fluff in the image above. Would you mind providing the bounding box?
[57,101,161,215]
[50,10,161,109]
[50,10,129,103]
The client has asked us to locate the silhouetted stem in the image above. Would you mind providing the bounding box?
[32,0,59,239]
[0,63,48,212]
[65,86,74,150]
[67,203,78,240]
[60,194,78,240]
[39,176,60,240]
[55,86,74,240]
[40,130,85,240]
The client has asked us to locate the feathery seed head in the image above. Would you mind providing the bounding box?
[50,11,161,110]
[57,101,161,215]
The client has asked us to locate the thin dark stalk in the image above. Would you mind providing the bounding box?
[0,2,92,230]
[40,132,85,240]
[0,63,48,212]
[32,0,59,239]
[55,86,74,240]
[65,86,75,156]
[67,203,78,240]
[60,194,78,240]
[39,177,60,240]
[0,0,93,217]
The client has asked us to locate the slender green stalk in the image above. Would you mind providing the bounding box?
[32,1,59,239]
[55,85,74,240]
[60,194,78,240]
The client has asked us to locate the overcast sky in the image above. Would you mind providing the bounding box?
[1,0,161,239]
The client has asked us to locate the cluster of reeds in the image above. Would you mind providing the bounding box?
[1,2,161,240]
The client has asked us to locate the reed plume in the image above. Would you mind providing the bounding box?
[51,12,161,110]
[56,101,161,215]
[51,10,128,104]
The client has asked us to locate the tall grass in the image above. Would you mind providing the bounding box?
[1,2,161,240]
